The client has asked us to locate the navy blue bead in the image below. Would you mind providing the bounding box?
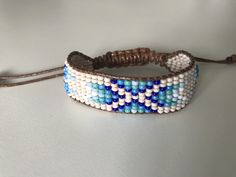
[112,98,118,102]
[112,107,118,111]
[118,85,124,88]
[132,99,138,103]
[146,96,152,100]
[152,92,159,96]
[166,86,173,90]
[151,99,158,103]
[146,85,153,89]
[139,89,146,93]
[125,102,131,106]
[131,92,138,96]
[145,106,151,110]
[111,79,117,84]
[158,103,165,107]
[160,87,167,91]
[151,109,157,113]
[125,88,132,92]
[153,80,160,85]
[138,102,145,106]
[111,91,118,95]
[118,105,125,109]
[118,94,125,99]
[105,86,111,90]
[106,101,112,105]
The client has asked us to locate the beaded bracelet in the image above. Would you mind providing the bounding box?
[64,48,198,114]
[1,47,235,114]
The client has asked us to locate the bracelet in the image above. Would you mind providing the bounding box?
[1,47,235,114]
[64,48,199,114]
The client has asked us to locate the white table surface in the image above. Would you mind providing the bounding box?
[0,1,236,177]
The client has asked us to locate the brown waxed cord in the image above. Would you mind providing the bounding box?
[0,52,235,88]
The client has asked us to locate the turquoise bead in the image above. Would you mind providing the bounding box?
[166,95,172,99]
[117,80,124,85]
[132,85,138,89]
[166,90,172,95]
[124,80,131,86]
[173,84,179,89]
[139,85,146,90]
[92,83,99,89]
[139,81,146,87]
[105,94,112,99]
[179,83,184,88]
[138,109,144,113]
[105,90,111,94]
[159,96,166,100]
[165,99,172,103]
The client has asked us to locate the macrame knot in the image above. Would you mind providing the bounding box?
[225,54,236,64]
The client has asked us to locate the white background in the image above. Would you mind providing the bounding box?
[0,0,236,177]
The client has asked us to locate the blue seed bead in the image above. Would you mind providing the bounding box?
[118,108,124,112]
[118,105,125,109]
[179,83,184,88]
[146,81,153,86]
[119,94,125,99]
[132,85,138,90]
[172,84,178,88]
[166,86,173,90]
[125,109,131,113]
[105,86,111,90]
[99,84,105,89]
[151,99,158,103]
[138,109,144,113]
[111,91,118,95]
[139,85,146,90]
[98,93,105,98]
[124,80,131,86]
[166,99,172,103]
[132,89,138,94]
[139,89,146,93]
[152,92,159,96]
[146,85,153,89]
[153,80,160,85]
[132,103,138,108]
[125,87,132,92]
[112,107,118,112]
[111,79,117,84]
[151,109,157,113]
[159,91,166,96]
[112,98,118,102]
[124,102,131,107]
[132,99,138,103]
[132,92,138,96]
[106,99,112,105]
[92,83,99,89]
[139,105,145,110]
[166,90,172,95]
[112,95,118,99]
[132,81,139,86]
[138,102,145,106]
[105,90,111,94]
[158,103,165,107]
[172,97,178,102]
[146,96,152,100]
[139,81,146,87]
[159,95,166,100]
[99,98,105,103]
[93,96,99,101]
[171,102,177,106]
[160,87,167,91]
[164,102,171,107]
[117,80,124,85]
[118,85,124,88]
[152,95,158,100]
[166,95,172,99]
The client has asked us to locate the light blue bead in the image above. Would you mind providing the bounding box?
[112,95,118,99]
[125,85,132,90]
[98,84,105,90]
[179,83,184,88]
[132,85,138,89]
[138,109,144,113]
[146,81,153,86]
[105,90,111,94]
[166,99,172,103]
[152,95,158,100]
[132,81,139,86]
[166,95,172,99]
[87,82,92,87]
[172,97,178,102]
[164,103,171,107]
[117,80,124,85]
[139,85,146,90]
[171,102,177,106]
[105,94,112,99]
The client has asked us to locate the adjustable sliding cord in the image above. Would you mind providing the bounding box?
[0,53,235,88]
